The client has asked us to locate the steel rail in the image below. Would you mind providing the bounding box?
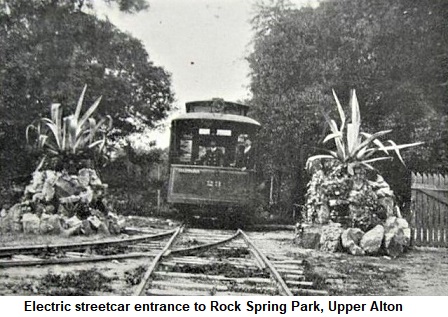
[0,225,328,296]
[238,229,293,296]
[148,228,293,296]
[0,229,177,258]
[167,230,241,256]
[0,252,154,268]
[247,247,267,270]
[134,225,184,296]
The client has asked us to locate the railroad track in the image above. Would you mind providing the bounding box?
[0,227,172,267]
[0,225,328,296]
[133,226,328,296]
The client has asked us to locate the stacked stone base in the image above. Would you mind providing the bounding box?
[1,203,125,236]
[0,168,125,236]
[295,216,411,257]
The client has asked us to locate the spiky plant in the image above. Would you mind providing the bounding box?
[26,85,112,171]
[304,89,422,229]
[306,89,422,174]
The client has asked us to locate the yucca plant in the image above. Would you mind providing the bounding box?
[306,89,422,174]
[26,85,112,171]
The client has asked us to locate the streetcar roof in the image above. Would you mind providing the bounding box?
[171,112,261,126]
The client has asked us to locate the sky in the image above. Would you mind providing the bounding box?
[95,0,319,148]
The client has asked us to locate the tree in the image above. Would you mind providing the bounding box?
[0,0,174,179]
[248,1,336,208]
[248,0,448,211]
[103,0,149,13]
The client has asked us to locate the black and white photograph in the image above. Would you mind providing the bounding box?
[0,0,447,298]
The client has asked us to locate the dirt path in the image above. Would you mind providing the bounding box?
[397,247,448,295]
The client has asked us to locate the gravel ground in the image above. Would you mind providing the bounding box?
[1,219,448,296]
[249,230,448,296]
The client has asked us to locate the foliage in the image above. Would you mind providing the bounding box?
[26,86,112,170]
[305,159,389,231]
[306,89,422,174]
[0,0,173,181]
[124,265,146,286]
[2,0,149,14]
[101,147,169,216]
[305,160,351,222]
[304,90,419,230]
[1,1,168,134]
[347,182,381,230]
[248,0,447,210]
[103,0,149,13]
[39,268,116,295]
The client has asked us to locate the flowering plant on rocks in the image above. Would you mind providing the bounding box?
[0,87,124,237]
[304,89,421,236]
[306,159,351,224]
[302,91,421,255]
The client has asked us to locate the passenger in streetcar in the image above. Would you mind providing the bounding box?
[236,138,255,170]
[200,140,224,167]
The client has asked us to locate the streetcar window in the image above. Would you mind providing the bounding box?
[197,145,226,159]
[179,133,193,162]
[192,105,211,113]
[216,129,232,136]
[199,128,210,135]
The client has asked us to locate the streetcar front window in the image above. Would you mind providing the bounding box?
[171,120,256,168]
